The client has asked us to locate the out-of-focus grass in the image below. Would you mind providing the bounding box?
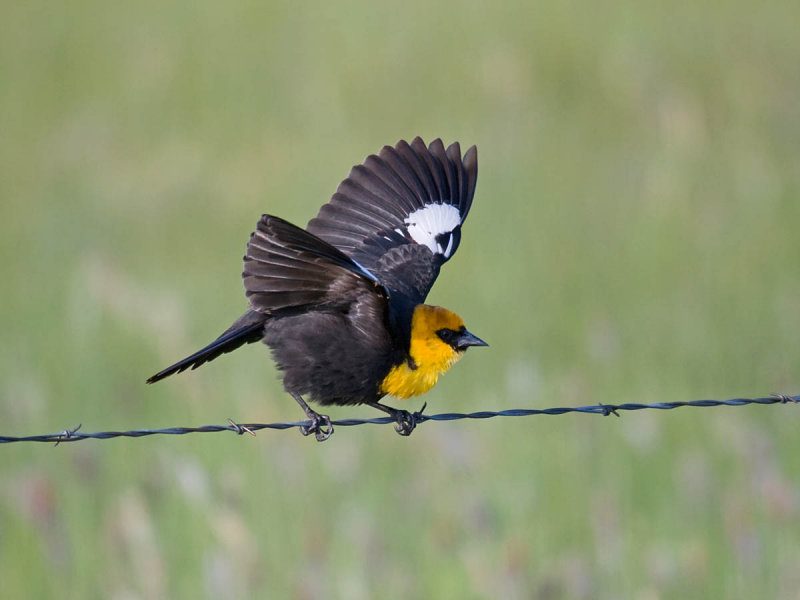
[1,1,799,598]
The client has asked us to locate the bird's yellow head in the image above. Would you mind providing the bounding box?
[380,304,487,399]
[409,304,487,365]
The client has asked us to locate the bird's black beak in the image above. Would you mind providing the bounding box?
[456,329,488,351]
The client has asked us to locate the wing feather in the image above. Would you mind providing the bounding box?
[243,215,384,314]
[378,145,428,203]
[307,137,478,303]
[428,139,455,204]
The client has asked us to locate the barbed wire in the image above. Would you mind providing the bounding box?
[1,394,796,445]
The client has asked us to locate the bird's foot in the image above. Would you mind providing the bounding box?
[390,402,427,437]
[299,410,334,442]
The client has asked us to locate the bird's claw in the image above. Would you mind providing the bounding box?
[392,410,415,436]
[299,412,334,442]
[391,403,426,437]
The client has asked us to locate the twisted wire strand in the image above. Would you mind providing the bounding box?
[1,394,796,445]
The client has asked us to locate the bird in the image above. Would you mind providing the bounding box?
[147,137,487,441]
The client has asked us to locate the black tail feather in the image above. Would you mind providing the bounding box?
[146,313,266,384]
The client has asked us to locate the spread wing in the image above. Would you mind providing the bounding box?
[243,215,386,315]
[306,137,477,304]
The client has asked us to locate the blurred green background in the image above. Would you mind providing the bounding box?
[2,1,799,598]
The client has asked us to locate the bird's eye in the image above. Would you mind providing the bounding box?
[435,328,458,346]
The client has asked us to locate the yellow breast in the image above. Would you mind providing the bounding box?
[380,360,445,398]
[379,305,465,399]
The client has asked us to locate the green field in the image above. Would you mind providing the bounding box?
[2,1,799,598]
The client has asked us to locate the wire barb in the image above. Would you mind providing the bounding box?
[599,403,620,417]
[227,419,256,436]
[54,424,82,447]
[772,393,798,404]
[0,394,796,445]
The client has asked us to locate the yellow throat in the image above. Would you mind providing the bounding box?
[380,305,466,399]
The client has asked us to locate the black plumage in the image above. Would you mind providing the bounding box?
[147,137,482,441]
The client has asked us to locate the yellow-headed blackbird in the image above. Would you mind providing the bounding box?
[147,137,486,440]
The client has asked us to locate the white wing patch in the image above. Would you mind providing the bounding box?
[403,203,462,258]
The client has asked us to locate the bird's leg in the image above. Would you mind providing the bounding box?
[365,401,427,437]
[290,392,333,442]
